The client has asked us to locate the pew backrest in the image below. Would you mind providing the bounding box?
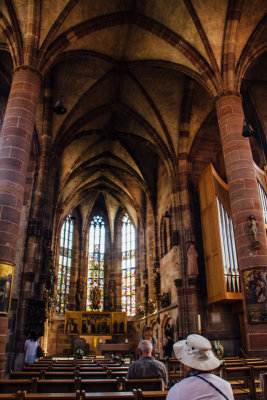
[137,389,168,400]
[79,379,119,392]
[123,378,164,391]
[34,379,79,393]
[10,371,45,380]
[0,379,33,394]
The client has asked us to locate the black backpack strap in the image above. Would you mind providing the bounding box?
[194,375,229,400]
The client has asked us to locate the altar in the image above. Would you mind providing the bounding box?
[97,343,130,359]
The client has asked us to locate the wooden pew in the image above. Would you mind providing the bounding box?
[83,392,137,400]
[78,368,104,372]
[33,378,79,393]
[0,393,21,400]
[20,392,137,400]
[251,365,267,399]
[78,372,109,380]
[108,371,128,379]
[10,371,45,380]
[79,379,119,392]
[24,367,50,372]
[20,394,78,400]
[222,366,253,399]
[261,372,267,400]
[137,390,168,400]
[105,367,128,372]
[50,368,78,372]
[0,380,33,393]
[245,361,267,367]
[122,378,164,391]
[44,372,78,380]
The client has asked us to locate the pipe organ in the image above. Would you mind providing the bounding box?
[199,163,267,304]
[199,164,242,303]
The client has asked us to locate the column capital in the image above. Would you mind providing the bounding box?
[13,65,42,79]
[215,91,242,103]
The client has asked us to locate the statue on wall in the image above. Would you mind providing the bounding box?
[108,287,115,311]
[186,242,199,277]
[75,279,85,311]
[90,286,101,310]
[248,215,260,248]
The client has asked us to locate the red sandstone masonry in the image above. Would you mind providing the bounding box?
[0,69,41,264]
[216,94,267,270]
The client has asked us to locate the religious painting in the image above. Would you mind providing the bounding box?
[111,312,127,334]
[0,262,14,315]
[65,311,82,334]
[243,268,267,323]
[81,312,111,335]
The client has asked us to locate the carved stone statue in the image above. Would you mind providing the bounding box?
[108,287,115,311]
[187,242,199,277]
[248,215,259,243]
[75,279,85,311]
[90,286,101,309]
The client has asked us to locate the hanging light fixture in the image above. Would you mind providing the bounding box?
[242,119,254,137]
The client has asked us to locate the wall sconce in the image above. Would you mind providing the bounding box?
[164,208,171,218]
[53,97,67,115]
[242,120,254,137]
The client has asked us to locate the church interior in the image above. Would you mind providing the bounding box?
[0,0,266,377]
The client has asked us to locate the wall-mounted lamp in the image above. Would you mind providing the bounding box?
[53,97,67,115]
[242,120,254,137]
[164,209,171,218]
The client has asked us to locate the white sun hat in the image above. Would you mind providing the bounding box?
[173,334,221,371]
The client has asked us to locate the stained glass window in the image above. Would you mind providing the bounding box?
[87,215,105,311]
[121,214,135,316]
[56,216,73,314]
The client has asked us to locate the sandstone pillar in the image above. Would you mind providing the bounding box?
[216,94,267,352]
[0,67,41,375]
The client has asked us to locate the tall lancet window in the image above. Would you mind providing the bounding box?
[87,215,105,311]
[56,216,73,314]
[121,214,136,316]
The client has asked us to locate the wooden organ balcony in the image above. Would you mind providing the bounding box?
[199,163,267,304]
[254,163,267,233]
[199,163,242,304]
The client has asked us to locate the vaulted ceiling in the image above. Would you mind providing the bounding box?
[0,0,266,231]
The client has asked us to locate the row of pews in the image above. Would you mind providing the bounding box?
[162,356,267,399]
[0,358,167,400]
[220,357,267,400]
[2,356,267,400]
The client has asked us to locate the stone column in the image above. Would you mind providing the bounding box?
[0,67,41,376]
[216,94,267,353]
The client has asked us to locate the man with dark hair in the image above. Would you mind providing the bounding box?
[127,340,167,386]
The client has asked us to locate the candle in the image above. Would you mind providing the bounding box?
[197,314,201,334]
[125,338,128,343]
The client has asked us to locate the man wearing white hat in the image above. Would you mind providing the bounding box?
[166,334,234,400]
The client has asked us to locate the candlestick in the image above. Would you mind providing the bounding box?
[197,314,201,334]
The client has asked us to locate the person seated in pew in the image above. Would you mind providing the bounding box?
[166,334,234,400]
[126,340,168,386]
